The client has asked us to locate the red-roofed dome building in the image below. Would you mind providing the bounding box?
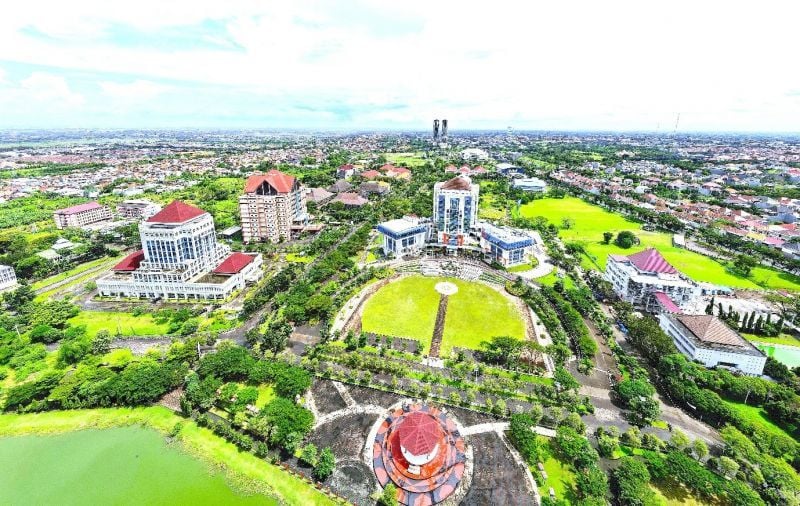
[97,200,263,301]
[372,404,468,506]
[605,247,700,312]
[240,169,307,243]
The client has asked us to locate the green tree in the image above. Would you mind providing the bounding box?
[263,320,292,357]
[670,428,690,450]
[731,254,756,277]
[91,329,112,355]
[313,447,335,481]
[378,483,398,506]
[612,456,657,506]
[614,231,638,249]
[300,443,318,467]
[603,231,614,244]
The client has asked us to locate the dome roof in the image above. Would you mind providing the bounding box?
[398,412,443,456]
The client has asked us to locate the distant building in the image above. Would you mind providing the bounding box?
[97,201,262,301]
[327,180,354,194]
[53,201,112,229]
[306,187,334,204]
[659,313,766,376]
[239,170,307,243]
[331,192,369,207]
[117,199,162,220]
[377,217,430,257]
[336,163,357,179]
[460,148,489,161]
[512,177,548,193]
[0,265,17,292]
[605,248,699,311]
[433,175,479,247]
[479,223,534,267]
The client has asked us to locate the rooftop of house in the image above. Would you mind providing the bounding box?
[147,200,206,223]
[244,169,297,194]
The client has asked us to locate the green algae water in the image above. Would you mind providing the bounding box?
[0,426,277,505]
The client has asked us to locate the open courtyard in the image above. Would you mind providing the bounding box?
[520,197,800,291]
[360,275,527,356]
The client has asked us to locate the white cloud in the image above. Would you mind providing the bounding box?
[99,79,171,101]
[1,0,800,130]
[20,72,84,107]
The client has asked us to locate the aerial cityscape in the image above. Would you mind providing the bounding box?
[1,2,800,506]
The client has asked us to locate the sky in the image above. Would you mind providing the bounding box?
[0,0,799,132]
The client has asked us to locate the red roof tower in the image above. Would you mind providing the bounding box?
[146,201,206,223]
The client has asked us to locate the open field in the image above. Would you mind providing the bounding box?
[537,437,575,501]
[520,197,800,291]
[361,276,526,354]
[383,151,428,167]
[755,343,800,368]
[0,407,335,506]
[742,332,800,347]
[721,400,796,441]
[68,311,171,337]
[649,482,708,505]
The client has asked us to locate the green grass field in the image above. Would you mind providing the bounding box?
[32,256,120,290]
[755,343,800,368]
[721,400,795,441]
[361,276,526,354]
[68,311,171,337]
[742,332,800,347]
[0,407,334,506]
[520,197,800,291]
[537,437,576,501]
[383,152,428,167]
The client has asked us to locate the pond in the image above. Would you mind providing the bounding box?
[0,426,276,505]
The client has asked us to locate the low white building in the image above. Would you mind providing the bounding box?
[460,148,489,161]
[117,199,162,220]
[0,265,18,292]
[377,217,430,257]
[512,177,548,193]
[479,223,535,267]
[97,200,263,301]
[659,313,766,376]
[605,248,699,311]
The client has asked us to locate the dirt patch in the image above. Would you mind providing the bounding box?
[310,379,348,415]
[460,432,534,506]
[347,385,403,408]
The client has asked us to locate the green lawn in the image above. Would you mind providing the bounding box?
[742,332,800,347]
[32,256,120,290]
[520,197,800,291]
[285,253,314,263]
[361,276,526,354]
[722,400,795,441]
[383,152,428,167]
[755,343,800,369]
[536,270,575,289]
[0,407,334,506]
[255,384,276,409]
[649,481,708,505]
[68,311,171,337]
[537,437,576,501]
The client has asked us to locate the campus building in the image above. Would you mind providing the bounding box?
[0,265,17,292]
[433,175,479,247]
[53,201,113,229]
[96,201,263,300]
[512,177,548,193]
[659,313,766,376]
[117,199,162,220]
[377,216,431,257]
[605,248,699,311]
[239,170,307,243]
[479,223,534,267]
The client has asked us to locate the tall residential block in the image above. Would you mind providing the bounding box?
[239,170,307,243]
[433,175,479,247]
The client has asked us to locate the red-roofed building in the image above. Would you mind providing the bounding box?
[213,252,255,274]
[53,201,112,229]
[361,170,381,180]
[331,192,369,207]
[147,200,206,223]
[113,250,145,271]
[606,247,699,311]
[240,169,307,243]
[397,412,444,466]
[384,165,411,180]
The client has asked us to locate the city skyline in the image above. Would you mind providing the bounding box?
[1,1,799,132]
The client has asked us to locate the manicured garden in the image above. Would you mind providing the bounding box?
[361,276,526,354]
[520,197,800,291]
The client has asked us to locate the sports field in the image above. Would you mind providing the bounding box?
[520,197,800,291]
[755,343,800,368]
[361,275,526,355]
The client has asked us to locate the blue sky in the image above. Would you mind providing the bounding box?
[1,1,799,132]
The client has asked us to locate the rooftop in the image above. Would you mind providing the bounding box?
[625,248,678,275]
[147,200,206,223]
[398,412,443,456]
[439,175,473,191]
[113,250,145,271]
[244,169,297,194]
[55,201,103,215]
[213,252,255,275]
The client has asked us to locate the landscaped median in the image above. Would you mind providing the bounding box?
[0,406,338,506]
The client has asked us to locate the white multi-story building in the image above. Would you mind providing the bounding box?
[659,313,766,376]
[433,175,479,247]
[377,217,430,257]
[479,223,535,267]
[97,200,263,301]
[53,201,113,229]
[605,248,699,311]
[117,199,162,220]
[239,170,307,243]
[0,265,17,292]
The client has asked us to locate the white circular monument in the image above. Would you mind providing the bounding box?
[435,281,458,296]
